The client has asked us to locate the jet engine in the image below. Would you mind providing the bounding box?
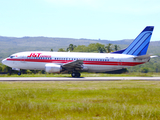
[45,63,62,73]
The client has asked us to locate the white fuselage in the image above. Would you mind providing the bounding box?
[2,51,147,73]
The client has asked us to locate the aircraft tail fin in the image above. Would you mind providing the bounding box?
[122,26,154,56]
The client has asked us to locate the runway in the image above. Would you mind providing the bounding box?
[0,77,160,81]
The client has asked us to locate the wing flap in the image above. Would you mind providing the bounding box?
[62,60,84,69]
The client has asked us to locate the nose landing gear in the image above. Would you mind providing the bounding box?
[12,68,21,75]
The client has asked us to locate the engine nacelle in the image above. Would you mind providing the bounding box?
[45,63,62,73]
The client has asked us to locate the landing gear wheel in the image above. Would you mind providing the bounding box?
[71,72,81,77]
[71,72,76,77]
[76,72,80,77]
[18,72,21,76]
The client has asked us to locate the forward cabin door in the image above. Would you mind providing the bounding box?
[20,56,25,63]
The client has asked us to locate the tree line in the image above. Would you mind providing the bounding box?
[57,43,120,53]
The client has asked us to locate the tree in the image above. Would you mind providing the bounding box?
[95,43,106,53]
[58,48,66,52]
[113,45,120,51]
[105,43,113,53]
[50,49,53,52]
[66,44,77,52]
[0,66,2,72]
[86,43,106,53]
[87,43,98,52]
[73,45,88,52]
[141,67,149,73]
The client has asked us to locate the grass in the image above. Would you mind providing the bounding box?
[0,72,160,77]
[0,81,160,119]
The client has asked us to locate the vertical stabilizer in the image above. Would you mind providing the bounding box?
[122,26,154,56]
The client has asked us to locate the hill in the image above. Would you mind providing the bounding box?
[0,36,160,61]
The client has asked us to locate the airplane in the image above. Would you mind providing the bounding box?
[2,26,156,77]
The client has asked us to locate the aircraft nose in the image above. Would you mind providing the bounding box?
[2,59,7,65]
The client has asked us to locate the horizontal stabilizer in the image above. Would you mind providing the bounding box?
[134,55,158,60]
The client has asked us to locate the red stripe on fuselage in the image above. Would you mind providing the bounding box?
[6,58,145,66]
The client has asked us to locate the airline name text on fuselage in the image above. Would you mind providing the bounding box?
[27,53,51,58]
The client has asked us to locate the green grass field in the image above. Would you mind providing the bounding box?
[1,72,160,77]
[0,81,160,119]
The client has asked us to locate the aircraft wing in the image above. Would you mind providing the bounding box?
[62,60,84,71]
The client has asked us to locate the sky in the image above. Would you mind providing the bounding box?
[0,0,160,41]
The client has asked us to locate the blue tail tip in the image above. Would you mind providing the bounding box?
[143,26,154,32]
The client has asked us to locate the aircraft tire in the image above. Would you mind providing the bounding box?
[71,72,80,77]
[76,72,80,77]
[18,72,21,76]
[71,72,76,77]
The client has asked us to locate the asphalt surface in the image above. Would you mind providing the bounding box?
[0,77,160,81]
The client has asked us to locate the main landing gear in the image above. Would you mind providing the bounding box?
[18,72,21,76]
[71,72,81,77]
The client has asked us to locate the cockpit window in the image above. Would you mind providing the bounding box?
[10,56,15,58]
